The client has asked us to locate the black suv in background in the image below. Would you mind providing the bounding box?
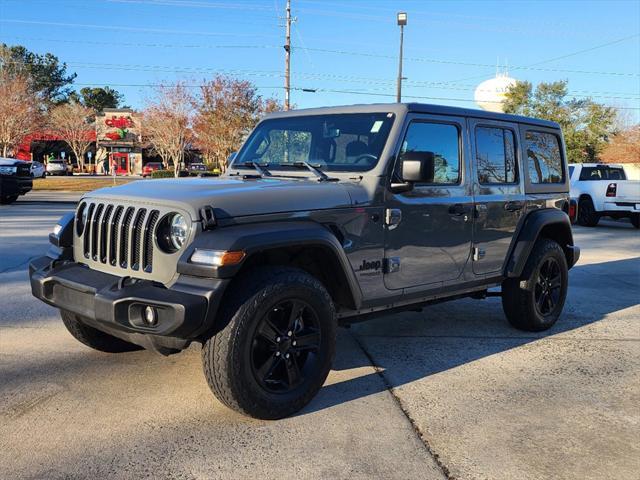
[0,157,33,204]
[30,103,579,419]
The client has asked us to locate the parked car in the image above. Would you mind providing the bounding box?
[30,161,46,179]
[187,162,208,176]
[0,157,33,204]
[569,163,640,228]
[30,103,579,419]
[142,162,163,178]
[46,159,72,176]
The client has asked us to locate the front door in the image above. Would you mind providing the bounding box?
[469,119,525,275]
[111,153,129,175]
[384,114,473,290]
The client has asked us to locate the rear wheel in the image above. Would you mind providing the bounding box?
[60,310,143,353]
[631,214,640,229]
[578,196,599,226]
[502,238,568,332]
[202,267,336,419]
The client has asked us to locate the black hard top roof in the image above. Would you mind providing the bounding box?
[265,102,559,129]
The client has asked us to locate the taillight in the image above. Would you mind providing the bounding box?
[606,183,617,197]
[568,199,578,223]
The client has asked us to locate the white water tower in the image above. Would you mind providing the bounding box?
[474,73,517,113]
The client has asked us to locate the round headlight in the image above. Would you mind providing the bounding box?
[170,214,188,250]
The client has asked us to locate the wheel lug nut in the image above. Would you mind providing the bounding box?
[285,353,290,359]
[287,331,292,337]
[276,337,281,342]
[275,351,281,356]
[292,341,297,346]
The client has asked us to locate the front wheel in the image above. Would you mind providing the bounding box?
[60,310,143,353]
[502,238,568,332]
[0,195,19,204]
[202,267,336,419]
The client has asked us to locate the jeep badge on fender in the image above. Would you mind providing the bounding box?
[30,103,579,419]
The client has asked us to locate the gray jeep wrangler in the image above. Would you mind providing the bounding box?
[30,103,579,419]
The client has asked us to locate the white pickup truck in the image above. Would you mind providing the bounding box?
[569,163,640,228]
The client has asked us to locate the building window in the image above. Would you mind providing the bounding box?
[476,127,517,184]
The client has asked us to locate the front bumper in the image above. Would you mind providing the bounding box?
[1,176,32,196]
[29,255,229,354]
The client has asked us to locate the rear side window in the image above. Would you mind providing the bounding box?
[475,127,517,184]
[400,122,460,184]
[568,165,575,179]
[578,166,626,181]
[525,131,564,184]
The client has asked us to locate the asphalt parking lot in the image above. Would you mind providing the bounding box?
[1,198,638,480]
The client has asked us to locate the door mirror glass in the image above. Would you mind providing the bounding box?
[401,151,435,183]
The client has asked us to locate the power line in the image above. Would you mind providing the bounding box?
[4,58,638,100]
[0,19,280,38]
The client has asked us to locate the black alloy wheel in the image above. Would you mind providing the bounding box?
[533,257,562,317]
[250,299,321,393]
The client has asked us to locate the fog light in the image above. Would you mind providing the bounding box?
[143,306,157,326]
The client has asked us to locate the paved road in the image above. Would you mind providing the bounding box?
[0,202,638,480]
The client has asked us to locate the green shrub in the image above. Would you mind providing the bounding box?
[151,169,175,179]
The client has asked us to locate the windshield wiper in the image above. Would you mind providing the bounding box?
[287,161,339,182]
[240,161,271,177]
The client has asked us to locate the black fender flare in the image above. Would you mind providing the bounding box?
[505,209,579,278]
[178,221,363,308]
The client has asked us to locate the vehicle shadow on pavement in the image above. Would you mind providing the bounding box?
[301,256,640,416]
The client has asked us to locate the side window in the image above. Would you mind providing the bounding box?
[568,165,575,179]
[475,126,517,184]
[525,131,564,184]
[400,122,460,184]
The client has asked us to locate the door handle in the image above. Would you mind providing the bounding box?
[505,201,524,212]
[448,204,468,216]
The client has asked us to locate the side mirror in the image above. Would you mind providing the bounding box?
[401,151,435,183]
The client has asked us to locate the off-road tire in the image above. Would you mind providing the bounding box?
[578,196,599,227]
[630,214,640,229]
[60,309,143,353]
[502,238,568,332]
[0,195,18,204]
[202,267,336,420]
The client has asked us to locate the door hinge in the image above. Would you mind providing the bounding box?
[473,247,486,261]
[385,208,402,230]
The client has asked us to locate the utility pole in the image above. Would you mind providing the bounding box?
[284,0,292,111]
[396,12,407,103]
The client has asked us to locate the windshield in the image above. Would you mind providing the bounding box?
[233,113,395,172]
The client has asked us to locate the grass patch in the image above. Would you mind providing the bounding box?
[33,176,137,192]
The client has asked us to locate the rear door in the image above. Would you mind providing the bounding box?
[383,113,473,290]
[470,119,525,275]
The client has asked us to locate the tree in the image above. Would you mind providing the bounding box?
[0,71,42,157]
[192,75,281,172]
[0,44,77,104]
[600,126,640,164]
[503,80,618,163]
[143,83,193,177]
[70,86,124,112]
[49,101,94,171]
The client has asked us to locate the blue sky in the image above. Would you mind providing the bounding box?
[1,0,639,121]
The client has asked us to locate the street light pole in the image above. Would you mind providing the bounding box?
[396,12,407,103]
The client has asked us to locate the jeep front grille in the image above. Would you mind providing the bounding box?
[78,201,160,273]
